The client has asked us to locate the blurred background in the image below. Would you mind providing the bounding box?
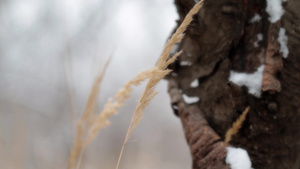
[0,0,191,168]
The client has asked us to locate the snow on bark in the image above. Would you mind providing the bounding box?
[253,33,263,47]
[250,13,262,23]
[229,65,265,97]
[266,0,287,23]
[180,61,192,66]
[182,94,199,104]
[226,147,252,169]
[190,79,199,88]
[278,28,289,58]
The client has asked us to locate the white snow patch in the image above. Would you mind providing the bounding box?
[278,28,289,58]
[250,13,262,23]
[190,79,199,88]
[229,65,265,97]
[226,147,252,169]
[182,94,199,104]
[253,33,263,47]
[266,0,287,23]
[180,61,192,66]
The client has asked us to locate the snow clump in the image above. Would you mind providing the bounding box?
[229,65,265,97]
[266,0,287,23]
[278,28,289,58]
[226,147,252,169]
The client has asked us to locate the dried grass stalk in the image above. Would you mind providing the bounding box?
[68,57,111,169]
[116,1,204,168]
[83,67,171,146]
[69,1,204,168]
[68,67,169,169]
[225,106,250,143]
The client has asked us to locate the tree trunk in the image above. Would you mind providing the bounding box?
[166,0,300,168]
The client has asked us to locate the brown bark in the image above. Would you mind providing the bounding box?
[166,0,300,168]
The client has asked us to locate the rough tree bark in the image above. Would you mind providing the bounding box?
[166,0,300,168]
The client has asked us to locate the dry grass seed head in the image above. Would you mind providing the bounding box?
[83,68,170,146]
[69,1,205,168]
[116,1,204,169]
[68,57,111,169]
[225,106,250,143]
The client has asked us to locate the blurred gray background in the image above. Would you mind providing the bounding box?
[0,0,191,168]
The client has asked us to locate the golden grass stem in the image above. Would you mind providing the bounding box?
[116,1,204,168]
[69,67,169,169]
[83,68,170,146]
[63,51,76,132]
[68,56,112,169]
[69,1,205,168]
[225,106,250,143]
[75,148,85,169]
